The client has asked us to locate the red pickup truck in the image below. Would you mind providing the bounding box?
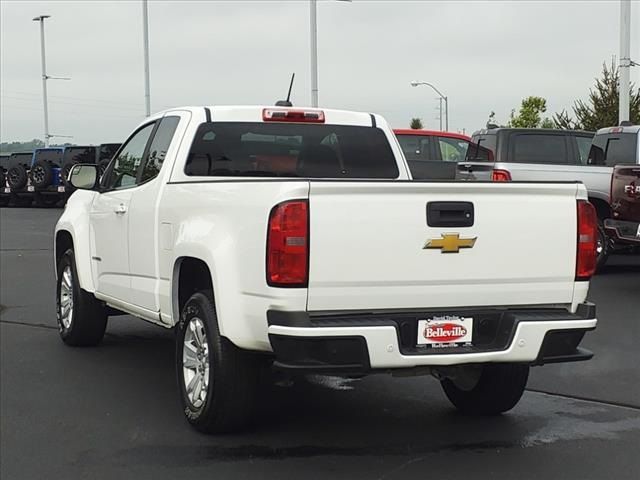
[605,165,640,245]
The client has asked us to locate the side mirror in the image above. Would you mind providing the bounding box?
[69,164,99,190]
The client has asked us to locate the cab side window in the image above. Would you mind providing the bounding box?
[139,116,180,184]
[105,123,155,190]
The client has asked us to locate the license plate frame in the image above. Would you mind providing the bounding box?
[417,315,473,348]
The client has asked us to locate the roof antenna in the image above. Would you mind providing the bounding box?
[275,73,295,107]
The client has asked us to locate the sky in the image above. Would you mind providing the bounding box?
[1,0,639,145]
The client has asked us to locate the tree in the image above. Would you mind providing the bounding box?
[508,96,554,128]
[0,139,45,154]
[410,118,423,130]
[553,60,640,130]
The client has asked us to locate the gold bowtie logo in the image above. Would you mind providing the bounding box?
[423,233,477,253]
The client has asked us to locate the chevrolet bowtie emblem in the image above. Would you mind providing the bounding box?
[423,233,477,253]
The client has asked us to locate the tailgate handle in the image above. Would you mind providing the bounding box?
[427,202,474,227]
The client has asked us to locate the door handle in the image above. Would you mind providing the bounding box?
[114,204,127,215]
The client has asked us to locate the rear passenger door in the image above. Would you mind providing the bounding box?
[127,113,187,315]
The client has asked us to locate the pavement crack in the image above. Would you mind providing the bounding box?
[527,388,640,412]
[0,319,58,331]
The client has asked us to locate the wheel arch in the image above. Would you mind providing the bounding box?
[587,196,611,221]
[172,256,215,328]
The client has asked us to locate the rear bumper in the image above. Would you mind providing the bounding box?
[604,218,640,244]
[267,303,597,372]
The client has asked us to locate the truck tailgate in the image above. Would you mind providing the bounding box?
[611,165,640,223]
[307,181,580,311]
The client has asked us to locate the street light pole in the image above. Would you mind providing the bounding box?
[444,96,449,131]
[619,0,631,124]
[309,0,318,107]
[33,15,51,146]
[411,81,449,131]
[142,0,151,117]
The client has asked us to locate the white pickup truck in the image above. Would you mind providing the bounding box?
[55,106,599,433]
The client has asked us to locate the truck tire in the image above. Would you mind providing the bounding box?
[176,290,260,433]
[0,169,6,187]
[56,248,108,346]
[31,160,54,188]
[7,165,28,189]
[595,223,609,271]
[441,363,529,415]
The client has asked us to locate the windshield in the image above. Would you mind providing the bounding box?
[465,135,495,161]
[33,149,63,165]
[185,122,399,179]
[63,147,97,165]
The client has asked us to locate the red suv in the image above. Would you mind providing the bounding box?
[394,129,471,179]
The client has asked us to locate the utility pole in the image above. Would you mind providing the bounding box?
[33,15,51,146]
[142,0,151,117]
[310,0,319,107]
[437,98,443,131]
[619,0,631,124]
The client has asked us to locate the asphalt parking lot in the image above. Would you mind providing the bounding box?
[1,207,639,480]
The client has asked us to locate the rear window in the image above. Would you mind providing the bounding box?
[588,133,638,166]
[397,135,433,161]
[33,149,63,166]
[9,153,33,165]
[185,122,399,178]
[465,135,495,161]
[63,146,96,165]
[511,134,568,164]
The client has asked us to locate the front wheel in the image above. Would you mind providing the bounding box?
[440,363,529,415]
[57,249,108,346]
[176,291,260,433]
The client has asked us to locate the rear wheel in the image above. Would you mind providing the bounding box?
[440,363,529,415]
[595,222,610,271]
[56,248,108,346]
[176,290,260,433]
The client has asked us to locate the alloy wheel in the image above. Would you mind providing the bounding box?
[182,317,210,408]
[59,266,74,329]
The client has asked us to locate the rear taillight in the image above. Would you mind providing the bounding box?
[267,200,309,287]
[263,108,325,123]
[491,169,512,182]
[576,200,597,281]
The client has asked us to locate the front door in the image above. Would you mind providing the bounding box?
[90,122,156,303]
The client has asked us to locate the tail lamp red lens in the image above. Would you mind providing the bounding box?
[263,108,325,123]
[267,200,309,287]
[491,169,512,182]
[576,200,597,280]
